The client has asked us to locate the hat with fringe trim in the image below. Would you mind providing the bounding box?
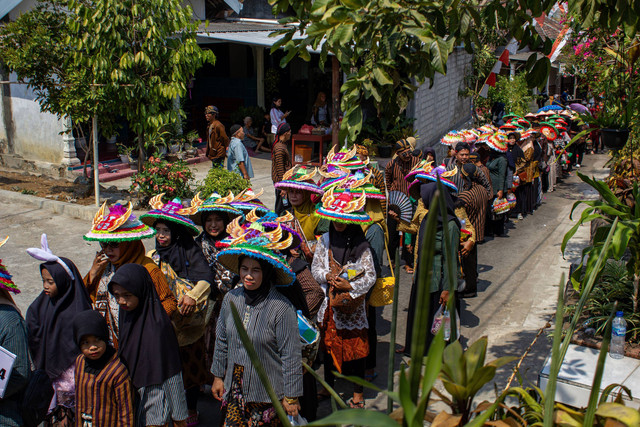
[405,159,435,182]
[440,130,465,146]
[540,123,558,140]
[229,188,270,215]
[140,193,204,236]
[325,170,386,200]
[274,165,323,194]
[216,219,295,286]
[415,165,458,192]
[84,202,156,242]
[325,146,368,170]
[0,237,19,294]
[195,192,245,226]
[315,188,372,224]
[486,133,508,153]
[217,210,302,251]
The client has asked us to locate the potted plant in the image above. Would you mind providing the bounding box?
[116,143,134,164]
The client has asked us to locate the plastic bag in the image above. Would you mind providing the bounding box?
[288,414,308,425]
[431,305,446,335]
[431,305,461,340]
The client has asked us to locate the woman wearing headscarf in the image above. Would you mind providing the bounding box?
[272,123,293,215]
[108,264,188,427]
[83,203,177,347]
[141,197,214,426]
[485,140,509,237]
[194,194,245,384]
[212,222,303,425]
[0,242,31,427]
[311,189,377,408]
[403,182,461,355]
[26,240,93,424]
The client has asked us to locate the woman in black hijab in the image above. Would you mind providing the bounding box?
[400,182,461,357]
[26,258,92,423]
[108,263,188,426]
[152,218,213,423]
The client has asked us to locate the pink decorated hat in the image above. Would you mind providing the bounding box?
[274,165,323,194]
[84,202,156,242]
[315,188,372,224]
[0,237,19,294]
[140,193,204,236]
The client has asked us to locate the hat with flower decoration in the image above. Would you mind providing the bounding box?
[315,187,372,224]
[229,188,270,215]
[325,145,368,170]
[274,165,323,194]
[195,192,245,226]
[140,193,204,236]
[414,165,458,192]
[216,209,302,251]
[216,219,296,286]
[0,237,19,294]
[84,202,156,242]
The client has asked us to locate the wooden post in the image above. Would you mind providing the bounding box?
[331,56,339,148]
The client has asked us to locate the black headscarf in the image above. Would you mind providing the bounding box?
[72,310,116,375]
[420,182,459,228]
[238,256,274,307]
[328,223,370,265]
[506,140,525,169]
[26,259,92,379]
[109,264,181,388]
[155,220,214,284]
[423,147,437,164]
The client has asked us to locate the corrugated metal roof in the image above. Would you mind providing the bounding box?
[198,29,325,54]
[197,20,286,33]
[0,0,23,20]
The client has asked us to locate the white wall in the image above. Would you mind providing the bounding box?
[3,76,66,164]
[410,48,473,157]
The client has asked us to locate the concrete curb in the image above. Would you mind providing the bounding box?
[0,188,146,222]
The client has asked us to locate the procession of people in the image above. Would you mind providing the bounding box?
[0,105,593,426]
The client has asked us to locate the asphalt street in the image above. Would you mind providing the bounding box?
[0,152,609,423]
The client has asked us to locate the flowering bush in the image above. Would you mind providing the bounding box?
[130,156,194,202]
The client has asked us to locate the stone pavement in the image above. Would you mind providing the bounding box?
[0,151,609,424]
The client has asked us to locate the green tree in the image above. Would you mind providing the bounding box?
[67,0,215,167]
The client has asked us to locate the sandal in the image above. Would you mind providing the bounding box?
[346,397,365,409]
[186,412,199,427]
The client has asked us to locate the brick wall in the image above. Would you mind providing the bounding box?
[409,48,473,160]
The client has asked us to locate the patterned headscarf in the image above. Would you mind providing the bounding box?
[355,144,369,157]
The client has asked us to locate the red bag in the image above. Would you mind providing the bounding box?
[299,124,314,134]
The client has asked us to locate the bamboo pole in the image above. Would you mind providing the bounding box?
[92,115,100,206]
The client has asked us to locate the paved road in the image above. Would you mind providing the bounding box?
[0,152,608,423]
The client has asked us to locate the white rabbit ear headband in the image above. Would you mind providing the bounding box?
[26,234,75,280]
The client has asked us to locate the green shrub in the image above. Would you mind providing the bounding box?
[196,166,250,198]
[130,156,194,202]
[488,74,533,117]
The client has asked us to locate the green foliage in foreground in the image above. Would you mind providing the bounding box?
[196,167,251,199]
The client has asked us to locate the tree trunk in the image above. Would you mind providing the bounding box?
[633,272,639,314]
[137,131,144,171]
[79,126,92,180]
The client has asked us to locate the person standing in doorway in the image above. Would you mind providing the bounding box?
[270,97,291,134]
[205,105,229,168]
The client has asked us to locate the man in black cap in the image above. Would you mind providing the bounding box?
[205,105,229,168]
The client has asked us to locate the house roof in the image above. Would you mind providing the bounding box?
[0,0,23,21]
[198,20,286,33]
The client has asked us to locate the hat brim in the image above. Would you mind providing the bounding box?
[416,174,458,192]
[140,212,200,236]
[230,202,270,214]
[332,187,385,200]
[314,208,372,225]
[216,245,295,287]
[275,181,324,194]
[83,223,157,242]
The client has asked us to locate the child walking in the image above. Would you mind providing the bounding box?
[73,310,134,426]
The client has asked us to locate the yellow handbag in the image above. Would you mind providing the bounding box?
[369,240,395,307]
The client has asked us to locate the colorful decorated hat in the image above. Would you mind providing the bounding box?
[486,133,508,153]
[216,219,296,287]
[229,188,270,215]
[84,202,156,242]
[521,129,539,139]
[540,123,558,140]
[195,192,245,226]
[327,170,386,200]
[405,159,435,182]
[440,130,465,146]
[325,145,368,170]
[315,188,372,224]
[140,193,204,236]
[0,237,19,294]
[274,165,323,194]
[415,165,458,192]
[217,209,302,250]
